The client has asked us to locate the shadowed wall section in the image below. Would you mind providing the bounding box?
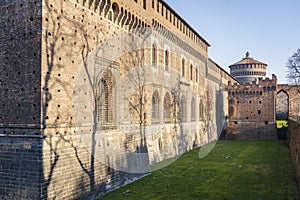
[0,0,235,199]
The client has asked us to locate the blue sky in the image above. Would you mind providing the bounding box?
[164,0,300,83]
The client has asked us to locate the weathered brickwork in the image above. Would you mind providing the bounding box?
[288,120,300,187]
[0,0,42,128]
[0,1,43,199]
[0,137,42,200]
[277,85,300,121]
[0,0,236,199]
[228,52,300,140]
[2,0,299,199]
[227,75,278,139]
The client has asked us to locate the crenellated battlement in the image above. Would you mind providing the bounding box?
[228,74,277,95]
[227,73,278,139]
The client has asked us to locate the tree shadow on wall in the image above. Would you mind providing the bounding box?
[42,1,152,199]
[41,1,101,199]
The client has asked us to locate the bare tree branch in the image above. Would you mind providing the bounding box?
[286,48,300,92]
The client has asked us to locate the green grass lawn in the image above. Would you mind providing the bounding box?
[98,140,299,200]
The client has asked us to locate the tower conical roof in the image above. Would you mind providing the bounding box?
[230,52,267,67]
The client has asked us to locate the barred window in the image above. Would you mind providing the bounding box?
[96,70,116,130]
[181,58,185,77]
[164,49,169,71]
[199,99,204,120]
[190,64,193,80]
[152,91,160,123]
[97,79,108,123]
[191,97,196,121]
[181,96,186,122]
[164,92,172,123]
[152,43,157,67]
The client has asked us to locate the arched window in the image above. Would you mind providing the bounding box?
[190,64,193,80]
[164,49,169,71]
[143,0,146,9]
[191,97,195,121]
[152,43,157,67]
[152,91,160,123]
[181,95,186,122]
[158,138,162,150]
[196,68,198,82]
[181,58,185,77]
[96,69,116,130]
[107,10,113,21]
[199,99,204,120]
[97,79,108,123]
[164,92,172,123]
[152,0,155,8]
[112,3,119,23]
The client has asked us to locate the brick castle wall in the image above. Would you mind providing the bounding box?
[227,75,278,139]
[0,1,42,199]
[0,0,234,199]
[288,120,300,188]
[0,0,42,129]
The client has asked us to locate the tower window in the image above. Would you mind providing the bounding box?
[191,97,196,121]
[163,92,172,123]
[164,49,169,71]
[152,43,157,67]
[96,69,116,130]
[152,91,160,123]
[190,64,193,80]
[181,58,185,77]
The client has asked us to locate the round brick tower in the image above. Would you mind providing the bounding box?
[229,52,267,83]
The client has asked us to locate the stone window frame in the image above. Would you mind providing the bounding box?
[152,90,160,124]
[95,69,116,130]
[190,63,193,81]
[152,43,157,67]
[163,92,172,123]
[191,96,196,121]
[181,56,186,77]
[151,38,158,68]
[199,98,204,120]
[195,67,198,82]
[181,95,187,122]
[164,45,170,72]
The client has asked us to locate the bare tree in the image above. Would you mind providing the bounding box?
[286,48,300,92]
[121,29,152,153]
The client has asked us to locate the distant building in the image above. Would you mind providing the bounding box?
[229,52,267,84]
[227,74,278,140]
[227,52,300,139]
